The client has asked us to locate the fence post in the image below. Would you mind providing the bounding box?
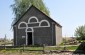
[64,41,66,51]
[23,44,25,52]
[4,44,6,50]
[43,44,45,53]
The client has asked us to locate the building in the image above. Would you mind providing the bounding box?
[13,5,62,46]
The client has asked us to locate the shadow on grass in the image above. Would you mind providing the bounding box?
[73,42,85,54]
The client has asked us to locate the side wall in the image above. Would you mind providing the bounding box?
[55,25,62,45]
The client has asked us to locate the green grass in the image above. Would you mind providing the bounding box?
[6,47,59,51]
[0,46,78,51]
[2,45,78,51]
[59,42,64,46]
[66,46,78,50]
[13,47,43,50]
[0,46,79,55]
[24,47,43,50]
[0,50,42,55]
[78,40,85,42]
[45,46,78,50]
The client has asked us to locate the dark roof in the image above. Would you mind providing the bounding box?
[13,5,62,27]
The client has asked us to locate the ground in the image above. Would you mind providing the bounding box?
[0,51,73,55]
[0,41,85,55]
[0,45,78,55]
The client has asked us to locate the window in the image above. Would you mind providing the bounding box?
[18,22,27,29]
[28,16,39,23]
[26,28,34,32]
[39,20,50,27]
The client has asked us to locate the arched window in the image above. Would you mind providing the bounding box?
[39,20,50,27]
[18,22,27,29]
[28,16,39,23]
[26,28,34,32]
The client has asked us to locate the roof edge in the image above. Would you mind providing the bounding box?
[13,5,34,26]
[13,5,62,27]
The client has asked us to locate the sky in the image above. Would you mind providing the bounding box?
[0,0,85,39]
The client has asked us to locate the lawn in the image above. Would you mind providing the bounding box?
[0,46,78,55]
[1,45,78,51]
[66,46,78,50]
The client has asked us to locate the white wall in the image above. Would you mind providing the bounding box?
[55,25,62,45]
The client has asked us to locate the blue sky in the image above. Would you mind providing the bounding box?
[0,0,85,39]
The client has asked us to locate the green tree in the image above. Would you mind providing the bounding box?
[75,25,85,40]
[11,0,50,25]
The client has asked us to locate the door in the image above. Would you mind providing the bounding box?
[27,32,32,45]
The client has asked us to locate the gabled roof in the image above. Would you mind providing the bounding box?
[13,5,62,27]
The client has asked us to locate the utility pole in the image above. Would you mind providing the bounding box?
[4,34,7,49]
[4,34,6,44]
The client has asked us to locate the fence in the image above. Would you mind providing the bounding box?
[0,44,72,54]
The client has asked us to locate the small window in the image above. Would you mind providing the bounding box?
[26,28,34,32]
[18,22,27,29]
[39,20,50,27]
[28,16,39,23]
[30,18,37,23]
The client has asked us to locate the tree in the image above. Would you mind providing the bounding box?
[75,25,85,40]
[11,0,50,25]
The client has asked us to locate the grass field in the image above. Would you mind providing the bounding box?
[0,46,78,55]
[0,45,78,51]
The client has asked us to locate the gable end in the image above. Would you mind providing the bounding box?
[13,5,62,27]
